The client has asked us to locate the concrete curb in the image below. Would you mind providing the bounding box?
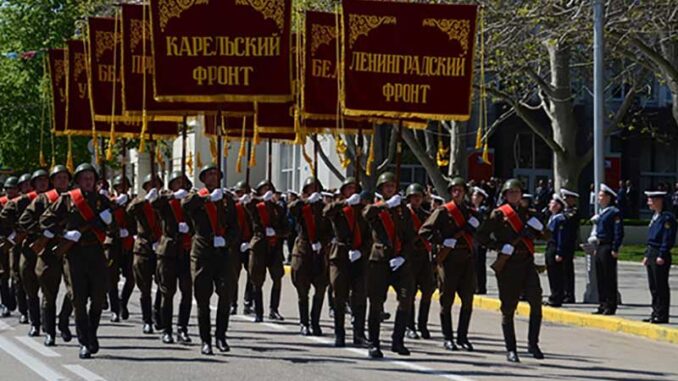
[283,265,678,345]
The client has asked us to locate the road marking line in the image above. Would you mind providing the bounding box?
[0,336,70,381]
[63,364,107,381]
[0,319,13,331]
[15,336,61,357]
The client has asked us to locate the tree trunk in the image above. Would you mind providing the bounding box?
[401,128,450,198]
[447,121,467,178]
[659,39,678,127]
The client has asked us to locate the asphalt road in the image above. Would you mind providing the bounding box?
[1,275,677,381]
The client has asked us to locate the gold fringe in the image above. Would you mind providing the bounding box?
[66,135,74,172]
[209,136,218,161]
[365,127,376,176]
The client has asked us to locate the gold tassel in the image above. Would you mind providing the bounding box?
[249,141,257,167]
[475,124,483,150]
[365,128,376,176]
[293,108,304,145]
[197,150,203,169]
[437,138,450,167]
[39,151,47,168]
[335,135,350,169]
[222,115,229,158]
[187,150,194,176]
[156,144,164,168]
[236,117,247,173]
[252,122,260,145]
[209,136,218,161]
[482,141,490,164]
[301,139,315,174]
[66,135,74,172]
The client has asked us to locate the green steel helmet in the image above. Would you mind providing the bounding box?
[49,165,71,180]
[234,180,249,193]
[73,163,98,181]
[255,179,274,193]
[31,169,49,181]
[302,176,321,193]
[406,183,425,198]
[376,172,396,190]
[142,173,161,188]
[340,176,361,193]
[112,175,130,188]
[198,163,221,182]
[3,176,18,189]
[168,171,186,186]
[447,176,467,190]
[18,173,32,185]
[501,178,523,194]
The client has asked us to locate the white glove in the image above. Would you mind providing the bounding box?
[308,192,322,204]
[99,189,110,198]
[145,188,159,202]
[590,214,599,223]
[7,231,16,244]
[239,194,252,205]
[346,193,361,206]
[240,242,250,252]
[43,230,55,239]
[468,216,480,229]
[178,222,189,234]
[119,228,129,238]
[526,217,544,231]
[389,256,405,271]
[210,188,223,202]
[349,249,362,262]
[265,227,276,237]
[386,194,402,209]
[443,238,457,248]
[115,194,128,206]
[152,242,159,252]
[99,209,113,225]
[501,244,514,256]
[173,189,188,200]
[64,230,81,242]
[213,236,226,248]
[311,242,322,252]
[588,236,599,245]
[263,190,274,202]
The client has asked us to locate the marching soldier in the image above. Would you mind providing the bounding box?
[20,165,74,346]
[363,172,415,358]
[403,183,435,340]
[39,163,116,359]
[476,179,548,362]
[559,188,580,303]
[589,184,624,316]
[544,194,571,307]
[105,175,135,322]
[128,173,164,334]
[0,173,34,324]
[419,177,479,351]
[246,180,289,323]
[471,187,490,295]
[182,164,237,355]
[324,177,370,348]
[150,171,193,344]
[0,176,20,316]
[642,190,675,324]
[288,177,331,336]
[232,181,254,315]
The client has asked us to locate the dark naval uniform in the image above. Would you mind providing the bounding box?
[562,206,580,302]
[591,206,624,314]
[545,210,576,306]
[645,210,676,323]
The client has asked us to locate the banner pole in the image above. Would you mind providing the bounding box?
[356,129,363,183]
[267,138,272,181]
[181,116,187,178]
[313,134,319,179]
[99,138,107,183]
[217,112,224,188]
[395,121,403,187]
[149,135,156,185]
[246,140,252,185]
[121,138,127,184]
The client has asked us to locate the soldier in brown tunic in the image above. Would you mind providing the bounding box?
[246,180,289,323]
[127,174,163,334]
[476,179,548,363]
[40,163,116,359]
[150,171,193,344]
[182,164,238,355]
[0,176,20,317]
[231,181,254,315]
[19,165,74,346]
[288,177,331,336]
[419,177,479,351]
[324,177,370,348]
[363,172,415,358]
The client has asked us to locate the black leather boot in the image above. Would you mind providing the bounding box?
[456,308,474,351]
[441,312,457,351]
[390,310,410,356]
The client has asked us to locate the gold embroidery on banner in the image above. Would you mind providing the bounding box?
[73,53,87,81]
[310,24,336,56]
[422,18,471,56]
[234,0,285,32]
[130,19,151,51]
[54,60,65,87]
[158,0,210,32]
[95,31,122,61]
[348,14,396,48]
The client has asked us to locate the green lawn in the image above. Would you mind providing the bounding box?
[534,244,648,263]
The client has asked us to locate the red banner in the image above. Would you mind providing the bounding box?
[149,0,292,103]
[340,0,477,121]
[302,11,337,120]
[120,4,254,116]
[205,115,295,141]
[48,49,67,136]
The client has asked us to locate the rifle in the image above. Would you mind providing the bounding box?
[29,235,51,256]
[490,234,528,275]
[52,224,96,257]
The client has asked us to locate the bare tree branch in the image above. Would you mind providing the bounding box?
[316,141,345,182]
[377,125,398,172]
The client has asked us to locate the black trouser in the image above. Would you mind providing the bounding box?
[36,251,72,336]
[330,253,367,340]
[408,255,435,333]
[545,243,564,305]
[106,243,134,317]
[0,247,12,310]
[563,251,576,301]
[232,244,253,309]
[496,252,542,351]
[594,243,617,312]
[291,245,328,329]
[474,245,487,294]
[158,250,192,334]
[249,238,284,317]
[367,260,414,349]
[191,244,232,343]
[646,247,671,321]
[438,250,475,342]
